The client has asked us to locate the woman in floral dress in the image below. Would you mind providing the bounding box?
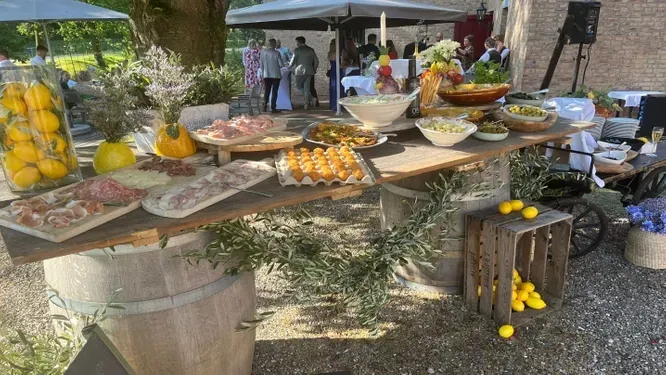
[244,39,261,90]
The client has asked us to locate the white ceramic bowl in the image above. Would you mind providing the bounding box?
[503,105,548,122]
[594,150,627,165]
[339,95,413,128]
[473,130,509,142]
[415,117,477,147]
[597,141,632,153]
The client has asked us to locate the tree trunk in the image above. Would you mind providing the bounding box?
[91,36,106,69]
[129,0,230,67]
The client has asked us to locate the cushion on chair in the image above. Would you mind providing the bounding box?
[601,117,640,139]
[586,116,606,140]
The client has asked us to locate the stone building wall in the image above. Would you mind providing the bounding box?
[507,0,666,93]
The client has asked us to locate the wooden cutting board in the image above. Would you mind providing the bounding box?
[189,118,288,147]
[141,158,277,219]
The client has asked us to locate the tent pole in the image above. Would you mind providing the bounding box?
[42,22,56,65]
[336,27,342,116]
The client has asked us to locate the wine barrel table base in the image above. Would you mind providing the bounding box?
[43,232,256,375]
[381,156,511,294]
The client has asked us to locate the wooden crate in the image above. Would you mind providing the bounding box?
[464,203,572,326]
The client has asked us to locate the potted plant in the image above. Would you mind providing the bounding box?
[625,197,666,269]
[140,46,197,159]
[181,63,242,130]
[567,85,621,118]
[419,39,464,105]
[89,65,150,174]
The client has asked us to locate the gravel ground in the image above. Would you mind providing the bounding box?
[2,187,666,374]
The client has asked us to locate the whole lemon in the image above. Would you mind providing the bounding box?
[93,141,136,174]
[13,141,43,163]
[525,297,547,310]
[7,121,34,142]
[24,83,53,110]
[519,281,536,292]
[512,284,517,291]
[36,132,67,153]
[2,82,27,97]
[378,54,391,67]
[511,299,525,312]
[512,268,519,279]
[58,151,78,171]
[0,96,28,117]
[516,290,529,302]
[37,158,69,180]
[529,291,541,299]
[498,201,513,215]
[514,275,522,285]
[510,200,524,211]
[637,137,649,144]
[29,110,60,133]
[522,206,539,220]
[3,150,28,173]
[498,324,514,338]
[512,290,518,300]
[12,166,41,188]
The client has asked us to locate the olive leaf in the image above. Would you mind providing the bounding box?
[165,123,180,140]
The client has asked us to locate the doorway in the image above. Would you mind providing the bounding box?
[454,14,494,60]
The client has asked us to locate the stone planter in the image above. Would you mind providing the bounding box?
[624,227,666,269]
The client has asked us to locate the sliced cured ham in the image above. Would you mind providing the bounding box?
[64,177,147,204]
[196,115,279,141]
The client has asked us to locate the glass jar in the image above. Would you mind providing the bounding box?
[0,65,82,195]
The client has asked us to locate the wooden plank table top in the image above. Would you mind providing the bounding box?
[600,142,666,184]
[1,118,579,265]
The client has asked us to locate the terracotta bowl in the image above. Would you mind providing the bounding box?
[420,106,486,123]
[437,83,511,106]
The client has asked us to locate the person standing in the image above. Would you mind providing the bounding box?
[387,40,398,59]
[327,39,346,111]
[493,34,510,68]
[358,34,380,68]
[403,39,427,59]
[0,49,15,68]
[289,36,319,110]
[466,37,501,74]
[435,32,444,43]
[243,39,261,92]
[276,39,292,63]
[30,45,48,65]
[260,39,284,113]
[456,35,475,71]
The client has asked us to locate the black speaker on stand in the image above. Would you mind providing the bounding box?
[638,94,666,138]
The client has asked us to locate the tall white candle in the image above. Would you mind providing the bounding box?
[380,12,387,48]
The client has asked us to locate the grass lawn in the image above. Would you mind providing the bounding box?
[17,52,126,75]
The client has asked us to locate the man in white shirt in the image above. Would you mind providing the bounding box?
[466,37,501,74]
[30,45,48,65]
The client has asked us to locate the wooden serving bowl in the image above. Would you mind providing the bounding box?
[420,106,486,123]
[493,110,558,133]
[437,83,511,106]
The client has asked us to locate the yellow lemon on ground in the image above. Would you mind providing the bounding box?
[36,132,67,153]
[24,84,53,110]
[7,122,34,142]
[511,299,525,312]
[522,206,539,220]
[512,283,517,290]
[37,158,69,180]
[0,96,28,117]
[529,291,541,299]
[93,141,136,174]
[13,141,43,163]
[514,275,522,285]
[2,82,27,97]
[12,166,41,188]
[498,201,513,215]
[519,282,536,293]
[3,150,28,173]
[516,290,529,302]
[525,297,547,310]
[378,54,391,67]
[498,325,514,338]
[637,137,649,144]
[29,110,60,133]
[510,200,524,212]
[512,290,518,300]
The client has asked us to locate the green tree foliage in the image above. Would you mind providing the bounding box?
[227,0,265,49]
[0,24,33,62]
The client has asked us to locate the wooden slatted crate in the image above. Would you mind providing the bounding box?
[464,203,572,326]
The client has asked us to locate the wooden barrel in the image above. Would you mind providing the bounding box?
[381,156,510,294]
[43,232,256,375]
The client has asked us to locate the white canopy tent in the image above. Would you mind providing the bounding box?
[227,0,467,114]
[0,0,129,64]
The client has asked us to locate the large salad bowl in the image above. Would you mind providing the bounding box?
[339,94,413,128]
[437,83,510,106]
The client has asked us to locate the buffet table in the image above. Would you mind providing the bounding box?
[1,118,580,265]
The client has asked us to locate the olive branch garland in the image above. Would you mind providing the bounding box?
[180,160,502,333]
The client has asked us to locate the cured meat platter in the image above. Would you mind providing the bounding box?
[0,155,216,242]
[190,115,288,146]
[141,159,276,219]
[275,146,376,187]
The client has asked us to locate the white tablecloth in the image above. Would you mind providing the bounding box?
[341,76,376,95]
[544,97,595,122]
[608,90,663,107]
